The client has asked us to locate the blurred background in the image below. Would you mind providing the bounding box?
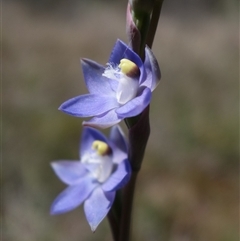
[3,0,239,240]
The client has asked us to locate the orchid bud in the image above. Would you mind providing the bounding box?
[129,0,155,16]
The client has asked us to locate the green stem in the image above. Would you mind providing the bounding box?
[146,0,164,48]
[124,115,140,129]
[107,190,122,241]
[119,172,138,241]
[117,1,164,240]
[107,209,119,241]
[132,12,151,59]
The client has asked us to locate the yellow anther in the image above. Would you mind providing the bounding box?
[118,59,140,77]
[92,140,110,156]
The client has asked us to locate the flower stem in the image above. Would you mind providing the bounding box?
[119,106,150,240]
[107,190,122,241]
[119,172,138,241]
[133,12,151,59]
[146,0,164,48]
[117,1,163,240]
[107,209,119,241]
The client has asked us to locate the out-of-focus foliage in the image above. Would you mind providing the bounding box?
[3,1,238,241]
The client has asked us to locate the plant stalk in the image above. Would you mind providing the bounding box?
[119,172,138,241]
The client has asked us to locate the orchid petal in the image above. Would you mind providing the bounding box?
[51,161,87,185]
[84,187,115,231]
[109,126,128,164]
[112,145,128,164]
[50,177,97,215]
[59,94,119,117]
[110,125,128,153]
[81,59,116,96]
[142,46,161,90]
[83,109,121,129]
[101,159,131,192]
[116,88,152,118]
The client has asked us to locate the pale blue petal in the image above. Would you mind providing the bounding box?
[59,94,119,117]
[142,46,161,90]
[51,161,87,185]
[109,125,128,153]
[80,127,109,159]
[112,145,128,164]
[109,125,128,164]
[84,187,115,231]
[81,59,116,96]
[116,88,152,118]
[50,177,97,215]
[82,163,100,175]
[83,109,121,129]
[101,159,131,192]
[108,78,118,92]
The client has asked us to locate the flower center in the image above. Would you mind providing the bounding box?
[102,59,140,105]
[92,140,110,155]
[82,140,113,183]
[118,59,140,77]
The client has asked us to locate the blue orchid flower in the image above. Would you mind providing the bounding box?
[59,39,161,128]
[50,125,131,231]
